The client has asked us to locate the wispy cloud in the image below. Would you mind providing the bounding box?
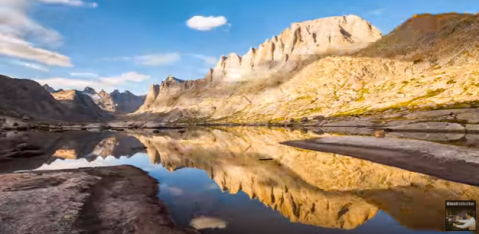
[34,72,150,92]
[0,0,74,66]
[102,53,181,66]
[10,60,49,72]
[70,72,98,77]
[187,54,217,65]
[186,16,229,31]
[36,0,98,8]
[367,8,387,16]
[99,72,150,85]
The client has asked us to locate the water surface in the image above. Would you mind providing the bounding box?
[3,127,478,234]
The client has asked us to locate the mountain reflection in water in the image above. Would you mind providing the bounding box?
[19,127,479,234]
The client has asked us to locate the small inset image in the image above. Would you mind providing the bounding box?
[445,200,476,231]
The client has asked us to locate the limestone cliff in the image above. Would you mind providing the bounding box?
[136,15,381,118]
[134,13,479,123]
[212,14,381,83]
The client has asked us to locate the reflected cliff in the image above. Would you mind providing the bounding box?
[130,127,479,232]
[14,127,479,233]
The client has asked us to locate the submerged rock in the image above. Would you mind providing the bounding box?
[190,216,227,230]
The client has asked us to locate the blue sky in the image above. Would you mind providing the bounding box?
[1,0,478,95]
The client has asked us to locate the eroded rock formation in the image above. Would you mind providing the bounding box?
[134,13,479,124]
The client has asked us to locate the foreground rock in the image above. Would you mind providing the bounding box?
[282,136,479,186]
[0,165,198,234]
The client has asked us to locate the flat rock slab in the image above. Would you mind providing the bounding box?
[282,136,479,186]
[0,165,198,234]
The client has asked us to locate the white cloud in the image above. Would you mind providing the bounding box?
[186,16,228,31]
[11,60,49,72]
[0,0,73,66]
[103,53,181,66]
[134,53,181,66]
[34,72,150,91]
[70,72,98,77]
[36,0,98,8]
[368,8,387,16]
[0,33,72,66]
[99,72,150,85]
[188,54,217,65]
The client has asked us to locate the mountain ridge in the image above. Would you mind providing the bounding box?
[132,13,479,123]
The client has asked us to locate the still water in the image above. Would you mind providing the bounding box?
[4,127,478,234]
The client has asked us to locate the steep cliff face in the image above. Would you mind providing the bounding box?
[136,75,210,115]
[110,90,145,114]
[211,15,382,83]
[135,15,381,119]
[52,90,112,120]
[134,13,479,123]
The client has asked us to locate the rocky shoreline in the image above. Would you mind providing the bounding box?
[4,107,479,132]
[0,165,198,234]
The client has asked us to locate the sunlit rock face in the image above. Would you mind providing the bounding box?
[134,15,382,119]
[130,127,479,231]
[212,15,381,83]
[134,14,479,124]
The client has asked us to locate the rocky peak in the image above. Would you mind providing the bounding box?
[42,84,56,93]
[164,75,184,84]
[83,86,97,95]
[111,89,121,95]
[210,14,382,82]
[99,89,109,96]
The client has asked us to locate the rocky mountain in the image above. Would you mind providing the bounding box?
[79,87,145,114]
[134,13,479,123]
[81,87,115,112]
[0,75,107,122]
[110,89,146,114]
[42,84,56,93]
[51,90,112,120]
[211,14,381,83]
[134,14,382,120]
[83,86,97,95]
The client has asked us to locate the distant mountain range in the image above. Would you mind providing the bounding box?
[42,85,145,114]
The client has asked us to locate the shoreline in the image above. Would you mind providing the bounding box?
[0,165,199,234]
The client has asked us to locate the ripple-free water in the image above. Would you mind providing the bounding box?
[27,127,477,234]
